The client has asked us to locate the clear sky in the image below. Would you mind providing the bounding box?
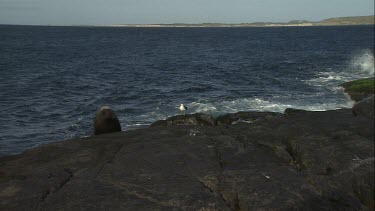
[0,0,374,25]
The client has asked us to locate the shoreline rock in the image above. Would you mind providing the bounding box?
[340,78,375,119]
[352,95,375,118]
[151,113,215,127]
[0,79,374,210]
[340,77,374,102]
[1,108,373,210]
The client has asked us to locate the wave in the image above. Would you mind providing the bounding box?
[350,49,374,76]
[111,96,354,129]
[187,97,354,116]
[306,49,374,87]
[305,71,349,85]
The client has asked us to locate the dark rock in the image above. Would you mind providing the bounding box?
[340,78,375,102]
[216,111,282,125]
[0,109,373,210]
[94,106,122,135]
[284,108,307,115]
[151,113,215,127]
[352,95,374,118]
[345,92,372,102]
[149,119,167,127]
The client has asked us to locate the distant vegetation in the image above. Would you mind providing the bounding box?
[113,15,374,27]
[318,16,375,26]
[237,15,375,26]
[287,20,310,24]
[341,78,375,97]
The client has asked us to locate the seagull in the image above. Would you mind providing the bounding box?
[179,104,187,115]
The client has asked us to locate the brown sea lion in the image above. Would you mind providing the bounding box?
[94,106,122,135]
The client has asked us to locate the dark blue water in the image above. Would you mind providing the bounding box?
[0,25,374,155]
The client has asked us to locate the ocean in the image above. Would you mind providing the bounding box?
[0,25,374,155]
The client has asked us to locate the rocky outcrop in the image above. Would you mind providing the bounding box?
[341,78,374,119]
[340,78,374,102]
[94,106,122,135]
[151,113,215,127]
[352,96,375,119]
[215,111,282,125]
[1,109,373,210]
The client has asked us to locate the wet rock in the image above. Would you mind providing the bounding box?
[151,113,215,127]
[216,111,282,125]
[340,78,374,102]
[1,109,373,210]
[352,95,374,118]
[284,108,307,115]
[94,106,122,135]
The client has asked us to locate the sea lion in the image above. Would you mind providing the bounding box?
[94,106,122,135]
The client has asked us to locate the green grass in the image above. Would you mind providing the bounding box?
[343,78,374,94]
[320,16,375,25]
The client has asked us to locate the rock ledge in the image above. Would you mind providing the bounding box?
[1,108,374,210]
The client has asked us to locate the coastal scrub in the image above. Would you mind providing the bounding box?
[341,78,375,101]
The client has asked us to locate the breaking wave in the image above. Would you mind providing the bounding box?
[306,49,374,86]
[188,97,354,116]
[350,49,375,76]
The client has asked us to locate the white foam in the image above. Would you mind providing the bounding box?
[301,49,374,112]
[350,49,374,75]
[187,97,354,115]
[190,102,218,113]
[305,71,350,85]
[306,49,374,88]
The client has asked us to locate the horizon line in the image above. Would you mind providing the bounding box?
[0,15,373,27]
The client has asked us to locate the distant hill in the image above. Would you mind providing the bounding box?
[110,15,374,27]
[244,15,374,27]
[317,15,374,26]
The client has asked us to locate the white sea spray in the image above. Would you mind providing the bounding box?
[350,49,375,76]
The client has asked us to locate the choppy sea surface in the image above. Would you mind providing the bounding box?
[0,25,374,155]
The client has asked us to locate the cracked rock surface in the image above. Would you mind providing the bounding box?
[0,109,374,210]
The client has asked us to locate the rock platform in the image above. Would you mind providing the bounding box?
[1,109,374,210]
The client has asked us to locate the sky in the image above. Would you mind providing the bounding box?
[0,0,374,25]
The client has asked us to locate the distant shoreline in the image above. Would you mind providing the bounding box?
[1,23,374,28]
[0,15,373,28]
[105,23,374,28]
[102,15,375,27]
